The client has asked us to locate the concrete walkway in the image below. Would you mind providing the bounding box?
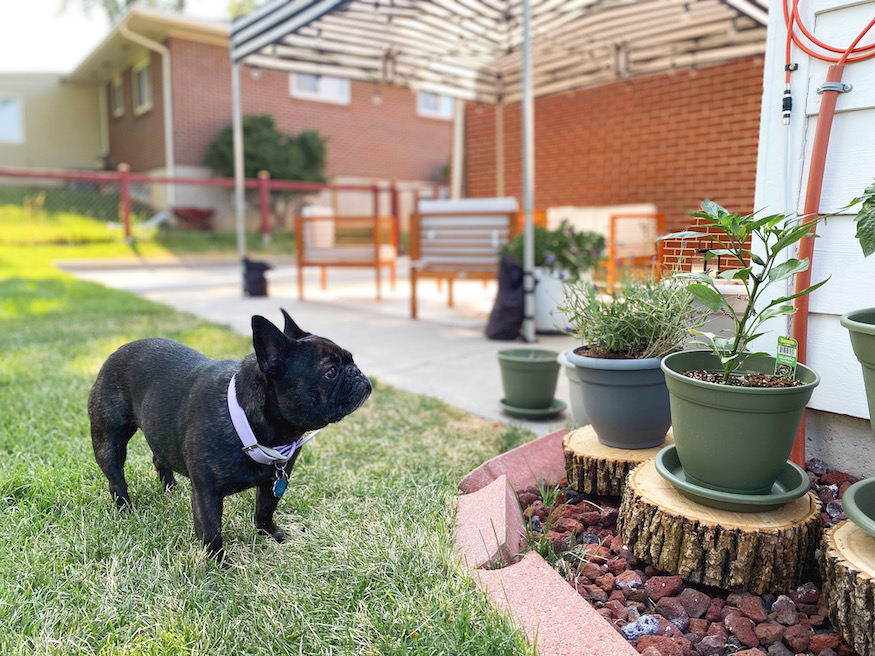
[61,255,579,435]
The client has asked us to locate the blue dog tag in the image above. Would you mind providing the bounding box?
[273,476,287,498]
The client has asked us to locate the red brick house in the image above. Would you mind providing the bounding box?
[67,7,453,228]
[463,55,765,237]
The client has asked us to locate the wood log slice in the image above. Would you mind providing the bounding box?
[820,521,875,656]
[563,425,673,497]
[618,460,822,594]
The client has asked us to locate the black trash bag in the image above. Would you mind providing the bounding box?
[243,258,271,297]
[485,254,524,340]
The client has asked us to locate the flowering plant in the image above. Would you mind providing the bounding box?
[502,220,605,281]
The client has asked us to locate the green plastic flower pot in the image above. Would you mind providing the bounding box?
[497,349,560,410]
[840,308,875,435]
[842,477,875,539]
[661,350,819,495]
[566,349,670,449]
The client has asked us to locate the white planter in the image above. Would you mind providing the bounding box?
[533,267,591,334]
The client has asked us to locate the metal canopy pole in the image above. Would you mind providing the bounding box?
[231,63,247,292]
[521,0,536,343]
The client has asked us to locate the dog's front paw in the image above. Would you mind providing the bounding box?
[257,523,286,543]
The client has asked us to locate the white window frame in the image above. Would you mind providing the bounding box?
[110,75,125,118]
[132,58,153,116]
[417,91,454,120]
[290,73,351,105]
[0,95,24,144]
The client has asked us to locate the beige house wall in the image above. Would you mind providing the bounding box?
[0,73,102,170]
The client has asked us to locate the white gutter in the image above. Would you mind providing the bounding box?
[118,22,176,207]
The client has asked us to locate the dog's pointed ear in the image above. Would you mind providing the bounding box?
[252,315,289,377]
[281,309,309,340]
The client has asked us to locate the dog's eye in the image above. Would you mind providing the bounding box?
[324,366,338,380]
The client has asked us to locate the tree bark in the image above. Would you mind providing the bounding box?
[563,426,671,497]
[618,460,822,594]
[820,521,875,656]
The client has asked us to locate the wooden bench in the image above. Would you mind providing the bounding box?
[409,198,522,319]
[294,213,397,300]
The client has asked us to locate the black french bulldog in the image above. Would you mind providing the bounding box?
[88,310,371,560]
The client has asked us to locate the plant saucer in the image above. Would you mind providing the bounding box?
[655,444,810,512]
[498,398,566,420]
[842,477,875,539]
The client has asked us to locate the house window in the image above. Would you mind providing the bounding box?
[110,75,124,118]
[0,96,24,144]
[132,59,153,115]
[290,73,350,105]
[417,91,454,120]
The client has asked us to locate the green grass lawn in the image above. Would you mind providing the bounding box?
[0,233,533,653]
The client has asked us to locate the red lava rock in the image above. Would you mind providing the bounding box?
[596,571,616,592]
[546,530,570,551]
[583,583,608,603]
[838,480,852,498]
[737,596,767,623]
[610,534,625,552]
[782,623,810,652]
[655,597,690,632]
[551,517,584,534]
[608,589,625,604]
[523,501,546,521]
[580,561,603,580]
[706,623,728,638]
[808,632,841,653]
[789,582,820,605]
[688,618,709,633]
[645,575,684,602]
[604,599,627,620]
[579,510,603,526]
[637,635,688,656]
[753,622,784,646]
[705,604,724,623]
[694,634,726,656]
[516,490,538,508]
[821,470,851,485]
[766,642,793,656]
[724,614,759,648]
[808,613,826,627]
[734,649,767,656]
[680,588,712,619]
[608,557,629,575]
[653,615,686,639]
[770,595,799,625]
[639,647,662,656]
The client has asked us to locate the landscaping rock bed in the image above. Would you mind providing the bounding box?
[519,458,862,656]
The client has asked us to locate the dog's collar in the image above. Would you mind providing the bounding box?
[227,374,321,465]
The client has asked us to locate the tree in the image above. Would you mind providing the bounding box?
[204,114,327,183]
[61,0,185,24]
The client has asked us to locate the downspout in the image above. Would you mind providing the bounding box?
[451,98,465,199]
[118,23,176,208]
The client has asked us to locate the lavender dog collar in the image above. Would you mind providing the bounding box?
[227,375,320,465]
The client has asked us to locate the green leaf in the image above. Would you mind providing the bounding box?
[701,199,728,218]
[770,222,820,258]
[717,267,751,281]
[757,304,797,323]
[854,181,875,257]
[685,283,725,311]
[772,276,831,304]
[769,257,810,283]
[659,230,709,241]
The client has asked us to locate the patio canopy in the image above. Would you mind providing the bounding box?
[228,0,769,340]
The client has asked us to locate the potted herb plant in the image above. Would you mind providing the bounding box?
[839,179,875,537]
[503,221,605,333]
[658,200,827,499]
[560,276,704,448]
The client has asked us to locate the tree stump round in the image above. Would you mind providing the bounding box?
[618,460,822,594]
[820,521,875,656]
[563,425,673,497]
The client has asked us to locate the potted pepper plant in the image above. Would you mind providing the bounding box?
[658,200,828,500]
[502,220,605,333]
[559,276,705,448]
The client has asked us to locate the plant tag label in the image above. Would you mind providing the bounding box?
[775,336,798,379]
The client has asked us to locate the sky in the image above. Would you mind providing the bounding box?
[0,0,231,74]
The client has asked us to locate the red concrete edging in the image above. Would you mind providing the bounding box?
[456,428,637,656]
[459,429,569,495]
